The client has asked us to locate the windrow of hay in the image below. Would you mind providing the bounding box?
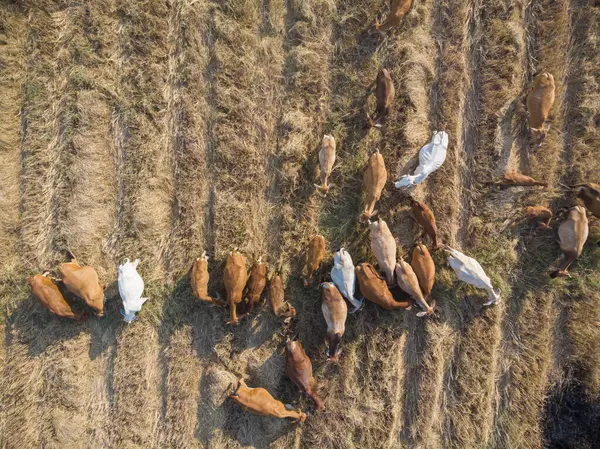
[110,0,171,447]
[156,1,212,447]
[0,4,26,445]
[491,1,572,448]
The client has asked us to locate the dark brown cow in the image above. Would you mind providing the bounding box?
[355,263,411,310]
[267,275,296,323]
[59,260,105,316]
[368,69,395,128]
[191,252,224,306]
[229,379,307,422]
[223,249,247,325]
[241,257,267,316]
[285,338,325,413]
[409,197,439,249]
[28,273,87,321]
[304,234,326,287]
[572,183,600,218]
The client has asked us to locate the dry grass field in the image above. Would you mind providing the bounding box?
[1,0,600,448]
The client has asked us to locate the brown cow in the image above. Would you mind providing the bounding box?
[395,258,434,317]
[191,251,224,306]
[315,135,336,194]
[355,263,411,310]
[411,243,435,303]
[571,183,600,218]
[304,234,326,287]
[372,0,413,33]
[368,69,395,128]
[223,249,247,325]
[28,273,88,321]
[285,337,325,413]
[241,257,267,316]
[490,172,547,188]
[267,275,296,323]
[229,379,307,422]
[361,150,387,221]
[59,260,105,316]
[321,282,347,361]
[523,206,553,230]
[550,206,589,278]
[526,72,555,146]
[409,197,439,248]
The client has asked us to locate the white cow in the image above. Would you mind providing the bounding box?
[330,248,363,313]
[443,246,500,305]
[118,258,148,323]
[395,131,448,188]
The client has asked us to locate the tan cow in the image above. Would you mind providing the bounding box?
[28,273,87,321]
[229,379,307,422]
[368,69,395,128]
[355,263,411,310]
[491,172,547,188]
[285,337,325,413]
[550,206,589,278]
[304,234,326,287]
[395,258,434,317]
[409,197,439,249]
[223,249,247,325]
[526,72,555,146]
[411,243,435,303]
[361,150,387,221]
[368,217,397,285]
[321,282,347,361]
[315,135,336,194]
[267,275,296,323]
[241,257,267,316]
[191,251,224,306]
[59,260,104,316]
[372,0,413,32]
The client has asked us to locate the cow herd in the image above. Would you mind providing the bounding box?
[25,1,600,424]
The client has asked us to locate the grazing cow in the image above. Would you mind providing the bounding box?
[315,135,336,194]
[331,248,363,313]
[490,172,547,188]
[355,263,411,310]
[523,206,553,230]
[118,258,148,323]
[224,249,247,325]
[304,234,326,287]
[368,69,395,128]
[191,251,224,306]
[321,282,347,361]
[395,131,449,188]
[285,337,325,413]
[372,0,413,32]
[550,206,589,278]
[368,217,397,285]
[526,72,555,146]
[571,183,600,218]
[395,259,434,317]
[242,257,267,316]
[59,259,104,316]
[409,197,439,248]
[411,242,435,303]
[267,275,296,323]
[443,246,501,305]
[28,273,87,321]
[361,150,387,221]
[229,379,307,422]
